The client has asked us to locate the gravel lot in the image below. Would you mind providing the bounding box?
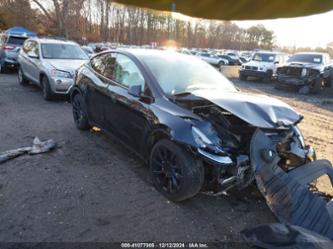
[0,72,332,245]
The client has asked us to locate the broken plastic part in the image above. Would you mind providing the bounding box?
[250,129,333,240]
[0,137,57,164]
[241,223,333,249]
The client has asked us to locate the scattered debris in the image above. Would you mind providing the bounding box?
[90,127,101,133]
[241,223,333,249]
[0,137,57,164]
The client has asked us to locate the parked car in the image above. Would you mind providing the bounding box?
[17,38,89,100]
[218,54,241,65]
[239,51,288,82]
[0,26,36,73]
[196,52,228,67]
[70,49,315,202]
[275,52,333,94]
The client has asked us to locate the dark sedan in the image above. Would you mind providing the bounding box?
[70,49,317,202]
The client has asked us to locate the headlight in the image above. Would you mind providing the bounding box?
[301,68,307,77]
[50,69,72,79]
[293,126,305,148]
[192,126,213,148]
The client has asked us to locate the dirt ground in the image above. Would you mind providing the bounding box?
[0,72,332,245]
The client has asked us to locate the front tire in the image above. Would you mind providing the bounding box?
[298,85,310,95]
[41,76,54,101]
[72,94,91,130]
[262,70,273,83]
[18,67,29,86]
[150,139,204,202]
[0,63,6,74]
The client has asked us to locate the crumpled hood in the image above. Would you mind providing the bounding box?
[45,59,88,74]
[190,89,301,128]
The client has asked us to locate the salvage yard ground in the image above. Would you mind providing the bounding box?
[0,72,332,244]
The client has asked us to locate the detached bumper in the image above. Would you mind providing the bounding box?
[250,130,333,240]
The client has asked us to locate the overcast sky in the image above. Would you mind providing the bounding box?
[235,10,333,48]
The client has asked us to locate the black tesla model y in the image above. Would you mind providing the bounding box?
[70,49,314,202]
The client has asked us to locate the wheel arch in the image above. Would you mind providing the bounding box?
[39,71,48,87]
[70,86,83,103]
[145,119,198,160]
[146,126,172,158]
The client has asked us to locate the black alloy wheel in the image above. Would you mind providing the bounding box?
[150,139,204,202]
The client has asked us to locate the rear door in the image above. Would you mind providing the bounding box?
[85,52,117,126]
[20,40,40,82]
[19,40,34,79]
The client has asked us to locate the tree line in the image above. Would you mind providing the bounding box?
[2,0,275,50]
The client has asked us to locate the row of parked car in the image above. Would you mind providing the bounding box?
[239,50,333,94]
[1,26,332,97]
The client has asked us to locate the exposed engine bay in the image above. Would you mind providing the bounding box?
[172,93,316,195]
[192,104,315,194]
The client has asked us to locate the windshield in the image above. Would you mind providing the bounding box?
[41,44,89,60]
[252,53,276,62]
[139,52,236,95]
[7,36,27,46]
[288,54,323,64]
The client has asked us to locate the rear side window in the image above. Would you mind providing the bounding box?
[7,36,27,46]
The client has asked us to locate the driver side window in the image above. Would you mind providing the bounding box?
[114,54,145,91]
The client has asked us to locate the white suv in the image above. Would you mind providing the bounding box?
[239,51,288,82]
[17,38,89,100]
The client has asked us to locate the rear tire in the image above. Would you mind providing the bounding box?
[150,139,204,202]
[298,85,310,95]
[41,76,54,101]
[239,73,247,81]
[0,63,6,74]
[18,67,29,86]
[72,94,91,130]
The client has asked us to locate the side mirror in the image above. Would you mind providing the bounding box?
[128,84,142,97]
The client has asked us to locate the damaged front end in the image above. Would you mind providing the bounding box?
[173,90,333,242]
[276,65,322,94]
[193,105,333,243]
[179,97,315,196]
